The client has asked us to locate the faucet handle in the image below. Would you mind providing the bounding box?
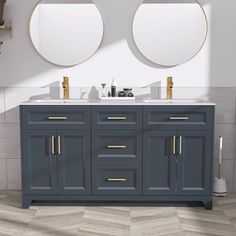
[167,76,173,82]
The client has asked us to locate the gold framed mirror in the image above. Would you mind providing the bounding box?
[132,0,208,67]
[29,0,104,67]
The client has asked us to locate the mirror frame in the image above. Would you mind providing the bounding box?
[29,0,104,67]
[132,0,208,67]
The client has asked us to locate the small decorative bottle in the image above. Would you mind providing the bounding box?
[111,77,117,97]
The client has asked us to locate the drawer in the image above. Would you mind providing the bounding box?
[143,106,214,129]
[92,106,142,129]
[92,162,141,195]
[92,130,142,161]
[20,105,90,130]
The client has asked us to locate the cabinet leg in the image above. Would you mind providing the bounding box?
[22,198,32,209]
[203,200,213,210]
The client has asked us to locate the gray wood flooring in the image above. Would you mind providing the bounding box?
[0,191,235,236]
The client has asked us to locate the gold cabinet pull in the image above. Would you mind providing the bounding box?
[58,136,61,155]
[172,136,176,155]
[169,117,189,120]
[107,117,127,120]
[51,136,55,155]
[179,136,182,155]
[107,145,127,149]
[107,178,127,182]
[48,117,67,120]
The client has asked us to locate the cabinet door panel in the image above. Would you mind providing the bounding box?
[143,130,176,195]
[177,130,212,195]
[22,130,57,194]
[57,130,91,194]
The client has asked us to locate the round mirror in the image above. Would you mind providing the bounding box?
[132,0,208,67]
[29,0,104,67]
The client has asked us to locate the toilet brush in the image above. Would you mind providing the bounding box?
[213,136,227,197]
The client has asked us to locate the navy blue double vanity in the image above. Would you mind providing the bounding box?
[20,101,215,209]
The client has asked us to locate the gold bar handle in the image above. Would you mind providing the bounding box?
[169,117,189,120]
[107,117,127,120]
[48,117,67,120]
[58,136,61,155]
[107,145,127,149]
[172,136,176,155]
[51,136,55,155]
[107,178,127,182]
[179,136,182,155]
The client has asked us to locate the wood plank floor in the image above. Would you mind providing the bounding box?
[0,191,235,236]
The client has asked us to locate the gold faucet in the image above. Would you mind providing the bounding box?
[166,76,173,100]
[62,76,70,100]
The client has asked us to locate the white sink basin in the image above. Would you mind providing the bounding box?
[143,99,198,103]
[28,99,90,103]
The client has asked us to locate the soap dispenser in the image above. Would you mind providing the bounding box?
[111,77,117,97]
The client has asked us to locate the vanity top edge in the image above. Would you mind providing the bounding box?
[20,101,216,106]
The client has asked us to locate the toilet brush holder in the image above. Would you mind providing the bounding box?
[213,177,227,197]
[213,136,227,197]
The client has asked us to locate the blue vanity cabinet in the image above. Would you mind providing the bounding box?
[20,104,214,209]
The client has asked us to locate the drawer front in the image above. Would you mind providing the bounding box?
[92,162,141,195]
[92,130,142,162]
[143,106,214,129]
[21,105,91,130]
[92,106,142,129]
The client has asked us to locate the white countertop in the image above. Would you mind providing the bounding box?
[21,99,216,106]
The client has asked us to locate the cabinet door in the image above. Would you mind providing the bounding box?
[57,130,91,194]
[143,130,177,195]
[22,130,57,194]
[177,130,212,195]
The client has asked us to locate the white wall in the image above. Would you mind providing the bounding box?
[0,0,214,88]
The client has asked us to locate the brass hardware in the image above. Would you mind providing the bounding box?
[107,145,127,149]
[58,136,61,155]
[107,117,127,120]
[169,117,189,120]
[179,136,182,155]
[107,178,127,182]
[166,76,173,100]
[51,136,55,155]
[62,76,70,100]
[172,136,176,155]
[48,117,67,120]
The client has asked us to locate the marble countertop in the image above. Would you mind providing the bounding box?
[21,99,216,106]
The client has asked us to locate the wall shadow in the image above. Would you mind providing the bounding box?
[0,0,60,86]
[208,0,236,87]
[94,0,167,69]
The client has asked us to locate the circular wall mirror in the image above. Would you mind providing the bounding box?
[29,0,104,67]
[132,0,208,67]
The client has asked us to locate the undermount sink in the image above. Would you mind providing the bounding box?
[142,99,198,103]
[28,99,89,103]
